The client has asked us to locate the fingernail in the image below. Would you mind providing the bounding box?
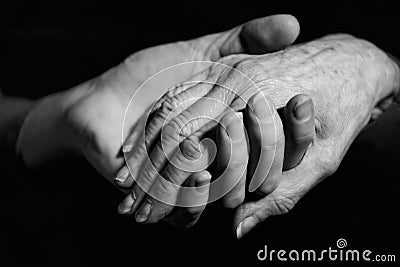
[135,199,152,223]
[293,98,312,122]
[236,217,255,239]
[117,192,136,214]
[122,144,134,153]
[114,167,129,183]
[253,93,273,121]
[123,131,138,152]
[236,221,244,239]
[195,172,212,193]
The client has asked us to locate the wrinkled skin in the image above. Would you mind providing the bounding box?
[119,34,400,237]
[17,15,301,228]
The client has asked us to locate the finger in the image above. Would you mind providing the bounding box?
[244,92,285,194]
[198,14,300,60]
[122,82,234,213]
[234,190,286,239]
[133,135,212,223]
[117,152,162,215]
[233,95,314,234]
[234,143,329,239]
[114,13,300,186]
[114,165,134,189]
[222,14,300,55]
[117,80,218,214]
[144,75,244,178]
[213,111,248,209]
[283,94,315,170]
[114,81,210,189]
[164,171,211,229]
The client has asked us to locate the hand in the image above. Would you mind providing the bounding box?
[17,15,300,182]
[117,91,315,229]
[117,34,399,235]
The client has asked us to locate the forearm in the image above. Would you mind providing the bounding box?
[16,91,80,168]
[0,95,36,168]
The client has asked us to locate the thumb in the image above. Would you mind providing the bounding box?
[233,190,296,239]
[234,145,330,239]
[214,14,300,58]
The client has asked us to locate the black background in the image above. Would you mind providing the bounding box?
[1,0,400,265]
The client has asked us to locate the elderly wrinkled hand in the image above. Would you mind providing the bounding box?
[16,14,303,232]
[117,90,315,228]
[116,34,400,237]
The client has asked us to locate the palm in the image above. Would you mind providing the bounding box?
[67,40,218,180]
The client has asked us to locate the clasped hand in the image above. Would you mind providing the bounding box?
[17,14,399,239]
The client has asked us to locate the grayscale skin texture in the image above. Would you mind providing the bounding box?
[15,11,399,236]
[117,34,399,237]
[16,15,306,231]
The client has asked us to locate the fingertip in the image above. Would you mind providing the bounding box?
[269,14,300,45]
[117,192,136,215]
[194,171,212,194]
[236,216,257,239]
[242,14,300,53]
[135,199,152,223]
[114,167,135,188]
[293,97,313,122]
[114,166,129,183]
[285,94,313,121]
[283,94,315,170]
[164,172,211,229]
[246,92,275,122]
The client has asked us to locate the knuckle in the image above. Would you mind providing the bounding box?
[180,137,201,161]
[223,195,245,209]
[220,110,238,127]
[161,121,181,146]
[262,129,285,149]
[137,167,158,190]
[314,116,332,140]
[227,159,248,170]
[269,195,297,216]
[292,132,314,144]
[236,201,257,220]
[319,157,339,177]
[257,179,279,196]
[169,112,190,139]
[316,145,341,177]
[152,94,194,128]
[157,84,186,106]
[172,110,205,140]
[235,59,264,83]
[163,164,187,187]
[156,96,180,122]
[233,58,253,73]
[153,175,179,199]
[223,114,244,139]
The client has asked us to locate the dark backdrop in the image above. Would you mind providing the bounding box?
[1,0,399,265]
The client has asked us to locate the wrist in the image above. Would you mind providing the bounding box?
[17,92,80,167]
[0,97,36,168]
